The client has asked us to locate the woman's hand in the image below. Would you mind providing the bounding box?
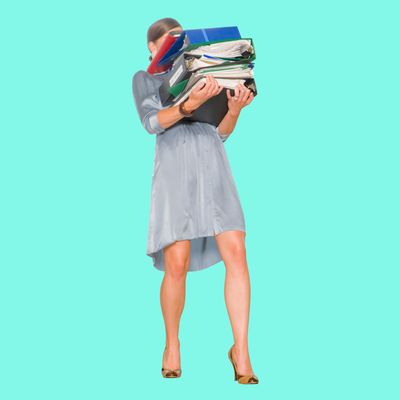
[185,75,224,111]
[227,83,254,117]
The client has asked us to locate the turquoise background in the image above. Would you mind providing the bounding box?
[1,0,399,399]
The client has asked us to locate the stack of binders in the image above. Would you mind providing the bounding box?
[147,26,257,127]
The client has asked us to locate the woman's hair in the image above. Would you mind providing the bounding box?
[147,17,182,62]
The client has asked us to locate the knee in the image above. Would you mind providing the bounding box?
[225,243,247,272]
[163,240,191,278]
[229,241,247,260]
[165,256,189,279]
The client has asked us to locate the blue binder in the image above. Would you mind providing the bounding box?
[157,26,241,66]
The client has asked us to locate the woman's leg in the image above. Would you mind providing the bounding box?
[215,230,255,376]
[160,239,191,370]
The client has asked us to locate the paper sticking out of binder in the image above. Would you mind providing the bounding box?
[147,26,257,127]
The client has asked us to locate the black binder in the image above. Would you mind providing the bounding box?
[182,78,257,127]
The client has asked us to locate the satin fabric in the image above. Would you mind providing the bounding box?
[132,69,246,272]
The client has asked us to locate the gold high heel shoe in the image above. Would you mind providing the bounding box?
[161,367,182,378]
[228,345,259,384]
[161,347,182,378]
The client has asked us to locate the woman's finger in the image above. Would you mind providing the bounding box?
[205,75,214,96]
[236,84,245,102]
[245,92,254,105]
[212,79,220,95]
[237,85,247,103]
[208,75,218,95]
[240,86,251,103]
[198,76,211,96]
[192,81,205,95]
[233,85,240,101]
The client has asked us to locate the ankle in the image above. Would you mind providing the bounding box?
[233,343,249,355]
[165,340,180,350]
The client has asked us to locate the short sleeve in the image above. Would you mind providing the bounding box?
[132,70,166,135]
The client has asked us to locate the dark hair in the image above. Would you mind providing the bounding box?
[147,17,182,62]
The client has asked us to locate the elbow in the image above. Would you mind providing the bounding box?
[142,110,166,135]
[216,125,230,142]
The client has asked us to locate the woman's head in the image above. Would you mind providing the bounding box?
[147,18,183,62]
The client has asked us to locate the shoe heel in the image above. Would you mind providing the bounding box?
[228,346,238,381]
[161,367,182,378]
[161,346,182,378]
[228,344,259,384]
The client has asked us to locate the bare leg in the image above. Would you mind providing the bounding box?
[160,240,190,370]
[215,230,255,376]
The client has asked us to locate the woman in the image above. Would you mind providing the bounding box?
[132,18,258,384]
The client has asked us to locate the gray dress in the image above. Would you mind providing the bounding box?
[132,69,246,272]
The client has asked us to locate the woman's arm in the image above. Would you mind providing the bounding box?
[132,71,223,134]
[156,98,197,130]
[132,70,195,134]
[216,110,240,141]
[217,83,255,141]
[157,75,223,130]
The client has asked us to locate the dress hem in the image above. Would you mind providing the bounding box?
[147,226,246,272]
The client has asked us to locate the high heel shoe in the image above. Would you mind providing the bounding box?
[161,367,182,378]
[161,347,182,378]
[228,345,259,384]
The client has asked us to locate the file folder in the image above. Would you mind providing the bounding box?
[157,26,242,66]
[147,32,178,74]
[151,26,257,128]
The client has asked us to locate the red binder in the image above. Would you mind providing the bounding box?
[147,33,178,74]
